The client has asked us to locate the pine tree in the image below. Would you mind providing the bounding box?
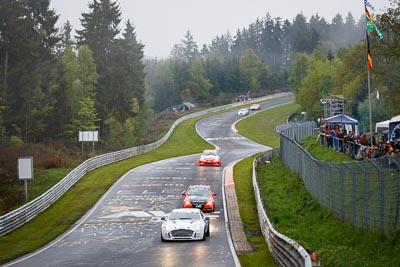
[0,0,59,142]
[59,45,99,140]
[76,45,99,130]
[239,49,263,90]
[76,0,122,134]
[57,21,75,53]
[290,13,318,54]
[181,31,199,63]
[185,59,212,100]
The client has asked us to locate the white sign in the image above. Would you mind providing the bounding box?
[18,157,34,180]
[79,131,98,142]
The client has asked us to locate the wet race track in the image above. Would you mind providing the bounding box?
[5,96,293,267]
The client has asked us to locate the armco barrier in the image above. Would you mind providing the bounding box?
[254,150,312,267]
[0,92,290,237]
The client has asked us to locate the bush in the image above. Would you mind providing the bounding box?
[9,136,23,147]
[40,156,66,169]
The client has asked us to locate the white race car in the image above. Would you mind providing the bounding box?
[198,149,221,167]
[161,208,210,241]
[250,104,261,110]
[237,108,249,116]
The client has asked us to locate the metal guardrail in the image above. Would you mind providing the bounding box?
[0,92,291,237]
[254,150,313,267]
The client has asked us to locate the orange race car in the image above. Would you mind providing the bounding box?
[198,149,221,167]
[182,185,216,212]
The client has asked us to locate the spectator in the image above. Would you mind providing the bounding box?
[331,130,338,151]
[388,140,396,156]
[367,135,376,147]
[325,125,332,148]
[345,131,354,157]
[358,134,368,146]
[315,126,400,160]
[337,128,345,152]
[395,141,400,154]
[381,133,388,144]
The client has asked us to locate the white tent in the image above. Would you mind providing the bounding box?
[375,115,400,132]
[375,120,390,132]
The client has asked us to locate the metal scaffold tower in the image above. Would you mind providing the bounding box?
[320,95,348,118]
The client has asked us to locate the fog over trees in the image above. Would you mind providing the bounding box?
[145,10,366,113]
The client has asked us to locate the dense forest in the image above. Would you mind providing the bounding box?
[0,0,399,150]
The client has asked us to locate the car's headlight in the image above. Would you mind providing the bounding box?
[163,223,174,232]
[195,223,203,231]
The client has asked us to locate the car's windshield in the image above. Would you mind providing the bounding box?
[203,151,216,156]
[188,188,210,197]
[169,212,200,220]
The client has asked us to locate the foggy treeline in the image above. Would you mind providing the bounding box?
[0,0,399,148]
[145,11,366,112]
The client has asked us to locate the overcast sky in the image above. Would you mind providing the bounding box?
[50,0,391,59]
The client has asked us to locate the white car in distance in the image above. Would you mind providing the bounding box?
[237,108,249,116]
[250,104,261,110]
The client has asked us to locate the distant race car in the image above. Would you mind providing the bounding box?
[198,149,221,167]
[250,104,261,110]
[237,108,249,116]
[182,184,216,212]
[161,208,210,241]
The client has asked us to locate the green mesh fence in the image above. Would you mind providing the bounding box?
[277,122,400,232]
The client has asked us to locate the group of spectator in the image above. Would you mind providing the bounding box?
[317,124,400,160]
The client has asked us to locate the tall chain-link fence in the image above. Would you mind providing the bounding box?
[277,121,400,232]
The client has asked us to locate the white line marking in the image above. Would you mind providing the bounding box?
[100,211,153,219]
[147,211,167,217]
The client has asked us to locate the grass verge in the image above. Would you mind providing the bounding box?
[235,103,300,149]
[235,156,278,267]
[234,103,301,266]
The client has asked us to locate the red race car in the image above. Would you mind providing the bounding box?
[198,150,221,167]
[182,185,216,212]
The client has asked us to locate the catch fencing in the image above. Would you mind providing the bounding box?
[0,92,290,237]
[277,121,400,232]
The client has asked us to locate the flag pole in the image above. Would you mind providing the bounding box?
[364,0,383,147]
[366,30,373,147]
[365,2,373,146]
[367,66,373,146]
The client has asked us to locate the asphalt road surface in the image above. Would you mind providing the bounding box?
[5,96,293,267]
